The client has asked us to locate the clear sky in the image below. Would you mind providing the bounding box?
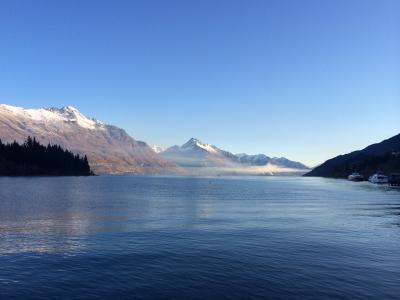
[0,0,399,166]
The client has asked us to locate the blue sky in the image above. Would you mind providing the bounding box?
[0,0,399,166]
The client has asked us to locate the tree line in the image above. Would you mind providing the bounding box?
[305,151,400,178]
[0,137,94,176]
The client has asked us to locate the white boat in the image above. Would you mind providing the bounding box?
[368,172,389,184]
[348,172,364,181]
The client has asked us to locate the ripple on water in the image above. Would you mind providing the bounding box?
[0,176,399,299]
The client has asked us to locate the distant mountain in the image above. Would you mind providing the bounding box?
[238,154,308,170]
[161,138,309,175]
[304,133,400,178]
[237,153,270,165]
[162,138,240,168]
[0,104,181,174]
[0,104,309,176]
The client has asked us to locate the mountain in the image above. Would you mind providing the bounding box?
[304,133,400,178]
[162,138,240,168]
[0,104,180,174]
[237,153,270,165]
[237,154,308,169]
[161,138,309,175]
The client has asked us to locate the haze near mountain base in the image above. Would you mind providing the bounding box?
[0,104,309,175]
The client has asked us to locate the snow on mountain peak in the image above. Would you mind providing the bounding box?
[0,103,181,174]
[64,105,78,111]
[55,105,79,113]
[0,104,104,130]
[182,138,218,153]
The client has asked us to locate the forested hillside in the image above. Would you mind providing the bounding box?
[0,137,93,176]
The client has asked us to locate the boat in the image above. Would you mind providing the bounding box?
[348,172,364,181]
[368,172,389,184]
[389,173,400,187]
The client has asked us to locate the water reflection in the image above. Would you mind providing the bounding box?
[0,176,399,254]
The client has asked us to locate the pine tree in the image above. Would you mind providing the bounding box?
[0,137,94,176]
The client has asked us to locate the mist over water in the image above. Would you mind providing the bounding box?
[0,176,399,299]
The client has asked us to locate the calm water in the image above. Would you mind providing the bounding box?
[0,176,399,299]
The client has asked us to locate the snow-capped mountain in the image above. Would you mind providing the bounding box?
[162,138,239,168]
[269,157,309,170]
[237,153,271,165]
[161,138,309,175]
[0,104,180,174]
[0,104,309,175]
[237,154,308,169]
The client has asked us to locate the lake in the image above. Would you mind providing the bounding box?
[0,176,399,299]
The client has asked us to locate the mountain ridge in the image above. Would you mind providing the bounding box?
[0,104,310,175]
[161,137,309,175]
[0,104,181,174]
[304,133,400,178]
